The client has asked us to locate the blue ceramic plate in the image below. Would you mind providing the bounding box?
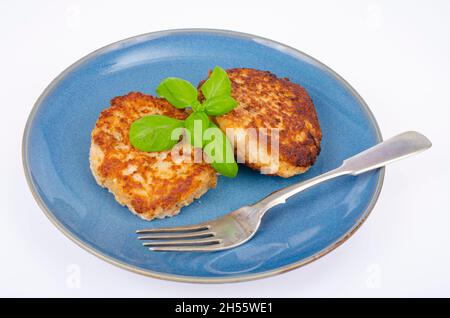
[23,29,384,283]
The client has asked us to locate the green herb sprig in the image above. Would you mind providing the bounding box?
[129,66,238,178]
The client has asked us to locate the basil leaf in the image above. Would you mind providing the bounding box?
[184,111,210,147]
[203,123,238,178]
[156,77,198,109]
[129,115,184,152]
[203,95,237,116]
[191,100,203,112]
[201,66,231,100]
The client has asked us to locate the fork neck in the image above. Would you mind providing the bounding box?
[252,166,349,217]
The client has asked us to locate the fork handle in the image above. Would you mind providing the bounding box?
[255,131,431,213]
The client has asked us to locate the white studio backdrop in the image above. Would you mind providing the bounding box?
[0,0,449,297]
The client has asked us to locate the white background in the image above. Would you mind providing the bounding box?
[1,0,449,297]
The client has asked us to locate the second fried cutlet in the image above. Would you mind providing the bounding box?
[199,68,322,178]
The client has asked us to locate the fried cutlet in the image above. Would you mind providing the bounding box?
[199,68,322,178]
[89,92,217,221]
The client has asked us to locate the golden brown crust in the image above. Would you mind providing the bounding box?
[89,92,217,220]
[199,68,322,177]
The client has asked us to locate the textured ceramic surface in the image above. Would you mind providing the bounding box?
[23,29,384,283]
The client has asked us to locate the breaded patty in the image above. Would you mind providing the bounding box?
[90,92,217,221]
[200,68,322,178]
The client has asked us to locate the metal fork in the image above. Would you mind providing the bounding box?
[136,131,431,252]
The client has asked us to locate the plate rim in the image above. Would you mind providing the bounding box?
[22,28,385,284]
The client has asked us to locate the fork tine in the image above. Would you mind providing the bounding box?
[136,224,209,234]
[143,238,221,247]
[138,230,214,240]
[150,244,224,252]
